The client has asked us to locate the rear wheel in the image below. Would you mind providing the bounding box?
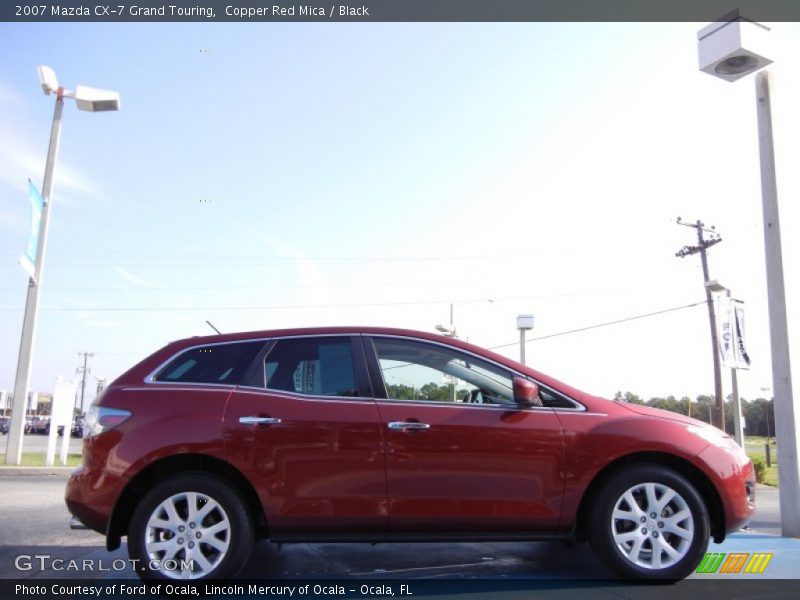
[128,473,253,580]
[588,464,710,581]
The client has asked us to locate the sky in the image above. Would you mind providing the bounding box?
[1,20,799,409]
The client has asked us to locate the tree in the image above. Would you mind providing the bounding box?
[695,395,716,425]
[614,391,644,405]
[419,382,450,401]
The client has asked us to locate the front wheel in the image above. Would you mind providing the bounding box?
[588,464,710,581]
[128,473,254,581]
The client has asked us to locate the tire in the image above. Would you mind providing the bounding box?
[128,472,254,581]
[588,464,710,581]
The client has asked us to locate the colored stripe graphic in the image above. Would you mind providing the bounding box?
[720,553,749,574]
[696,552,774,574]
[696,552,726,573]
[743,553,773,574]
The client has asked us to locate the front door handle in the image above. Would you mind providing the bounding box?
[388,421,430,431]
[239,416,282,426]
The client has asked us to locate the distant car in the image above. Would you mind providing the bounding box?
[66,326,755,582]
[0,417,32,434]
[3,416,34,434]
[30,416,51,434]
[59,417,84,438]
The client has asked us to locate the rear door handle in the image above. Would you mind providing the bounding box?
[388,421,430,431]
[239,416,282,426]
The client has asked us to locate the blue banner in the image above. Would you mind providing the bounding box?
[21,179,43,280]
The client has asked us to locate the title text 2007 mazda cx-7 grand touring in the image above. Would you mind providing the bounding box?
[66,327,754,581]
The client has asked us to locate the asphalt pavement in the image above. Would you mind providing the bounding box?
[0,433,84,455]
[0,472,794,588]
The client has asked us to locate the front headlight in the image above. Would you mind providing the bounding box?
[687,424,749,463]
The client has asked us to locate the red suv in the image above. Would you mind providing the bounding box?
[66,327,754,581]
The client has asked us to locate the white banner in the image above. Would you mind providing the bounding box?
[717,296,751,370]
[46,381,77,467]
[20,180,44,280]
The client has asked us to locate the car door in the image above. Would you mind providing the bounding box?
[365,335,566,535]
[223,335,387,538]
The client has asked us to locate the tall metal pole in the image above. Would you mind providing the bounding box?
[5,89,64,465]
[519,330,526,365]
[731,368,744,446]
[755,70,800,537]
[77,352,93,416]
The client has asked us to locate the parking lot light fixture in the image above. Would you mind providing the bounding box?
[698,17,800,537]
[517,315,534,365]
[4,67,119,466]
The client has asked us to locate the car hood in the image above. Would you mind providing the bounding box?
[618,402,726,434]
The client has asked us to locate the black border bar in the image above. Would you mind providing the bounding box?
[4,0,800,23]
[3,579,800,600]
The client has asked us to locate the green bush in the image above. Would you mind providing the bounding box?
[752,457,766,484]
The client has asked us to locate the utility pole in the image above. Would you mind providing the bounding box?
[76,352,94,416]
[675,218,725,431]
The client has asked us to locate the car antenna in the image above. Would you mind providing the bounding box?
[205,320,222,335]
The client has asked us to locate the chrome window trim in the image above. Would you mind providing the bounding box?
[143,338,274,384]
[552,411,608,417]
[233,386,376,405]
[144,333,359,384]
[374,398,556,412]
[368,333,586,412]
[121,385,234,393]
[140,332,586,412]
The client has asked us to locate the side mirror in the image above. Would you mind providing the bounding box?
[513,377,541,406]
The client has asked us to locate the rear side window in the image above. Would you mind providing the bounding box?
[155,341,264,384]
[265,337,358,397]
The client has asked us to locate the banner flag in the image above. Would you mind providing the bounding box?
[20,180,44,280]
[718,296,751,370]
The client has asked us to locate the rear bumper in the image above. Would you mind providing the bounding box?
[64,465,122,536]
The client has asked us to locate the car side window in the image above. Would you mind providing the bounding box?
[539,387,577,409]
[264,337,359,397]
[155,341,264,384]
[372,337,515,405]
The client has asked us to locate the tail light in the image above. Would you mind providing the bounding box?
[83,406,131,439]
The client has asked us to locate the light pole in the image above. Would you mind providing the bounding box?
[4,66,119,465]
[516,315,534,365]
[698,16,800,537]
[705,280,746,447]
[435,303,456,338]
[435,305,457,402]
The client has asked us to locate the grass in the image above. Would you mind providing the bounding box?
[744,436,779,487]
[0,453,83,468]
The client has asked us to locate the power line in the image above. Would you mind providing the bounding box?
[489,300,708,350]
[0,293,591,313]
[0,250,551,267]
[41,277,514,293]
